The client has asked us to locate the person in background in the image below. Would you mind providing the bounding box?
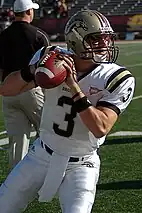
[0,0,50,170]
[53,0,68,19]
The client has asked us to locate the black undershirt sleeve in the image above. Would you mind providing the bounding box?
[20,65,35,82]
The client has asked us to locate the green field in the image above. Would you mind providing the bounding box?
[0,41,142,212]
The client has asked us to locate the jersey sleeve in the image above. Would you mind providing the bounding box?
[96,75,135,115]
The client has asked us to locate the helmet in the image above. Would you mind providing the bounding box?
[64,10,119,63]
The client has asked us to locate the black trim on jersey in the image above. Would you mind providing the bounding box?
[105,67,126,89]
[78,64,99,82]
[96,101,120,115]
[109,74,132,93]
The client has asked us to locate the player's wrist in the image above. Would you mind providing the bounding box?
[70,83,86,101]
[73,96,92,113]
[72,91,85,101]
[70,83,81,95]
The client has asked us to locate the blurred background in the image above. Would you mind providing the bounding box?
[0,0,142,42]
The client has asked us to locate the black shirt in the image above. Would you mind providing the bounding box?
[0,21,50,81]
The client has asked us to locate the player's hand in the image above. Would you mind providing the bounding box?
[58,54,78,88]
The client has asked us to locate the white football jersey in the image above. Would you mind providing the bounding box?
[30,46,135,156]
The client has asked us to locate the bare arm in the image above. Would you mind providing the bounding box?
[79,105,118,138]
[0,71,35,96]
[70,85,118,138]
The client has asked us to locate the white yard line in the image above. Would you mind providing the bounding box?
[133,95,142,100]
[0,131,6,136]
[0,137,8,146]
[109,131,142,137]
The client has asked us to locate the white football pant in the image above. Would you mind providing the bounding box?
[0,138,100,213]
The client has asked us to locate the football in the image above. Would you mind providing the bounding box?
[35,52,67,89]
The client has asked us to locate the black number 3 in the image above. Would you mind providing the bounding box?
[53,96,77,137]
[122,87,132,102]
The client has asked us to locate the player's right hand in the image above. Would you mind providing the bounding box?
[59,54,82,95]
[59,54,77,84]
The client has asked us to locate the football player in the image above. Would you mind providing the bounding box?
[0,10,135,213]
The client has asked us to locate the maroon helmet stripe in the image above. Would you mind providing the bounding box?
[95,11,110,28]
[94,11,104,27]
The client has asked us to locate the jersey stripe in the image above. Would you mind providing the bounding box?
[108,73,132,93]
[106,67,126,88]
[106,70,131,90]
[105,68,132,93]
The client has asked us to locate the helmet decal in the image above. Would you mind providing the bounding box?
[65,19,88,35]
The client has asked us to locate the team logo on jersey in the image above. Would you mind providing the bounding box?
[89,87,102,95]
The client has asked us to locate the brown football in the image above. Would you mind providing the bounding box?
[35,52,67,89]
